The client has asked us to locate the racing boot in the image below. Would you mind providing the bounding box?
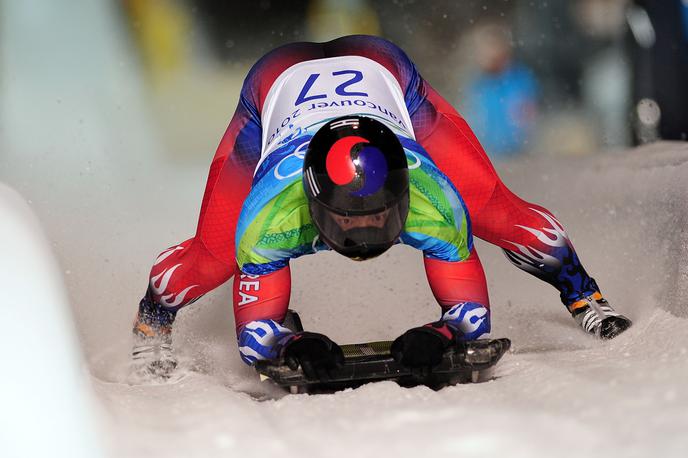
[131,289,177,378]
[569,292,632,339]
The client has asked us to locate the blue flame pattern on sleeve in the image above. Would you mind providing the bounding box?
[237,319,294,365]
[442,302,491,341]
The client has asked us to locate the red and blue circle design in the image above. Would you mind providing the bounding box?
[325,136,388,197]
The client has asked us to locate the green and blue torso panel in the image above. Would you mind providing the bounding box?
[235,129,473,275]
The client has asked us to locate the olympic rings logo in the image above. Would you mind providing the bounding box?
[406,150,422,170]
[273,138,310,180]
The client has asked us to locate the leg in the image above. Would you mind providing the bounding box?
[412,82,631,337]
[424,249,491,340]
[415,84,600,307]
[473,183,600,305]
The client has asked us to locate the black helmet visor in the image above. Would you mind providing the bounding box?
[310,198,408,259]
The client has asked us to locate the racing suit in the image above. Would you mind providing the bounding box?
[145,35,600,363]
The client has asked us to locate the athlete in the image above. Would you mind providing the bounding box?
[131,35,631,378]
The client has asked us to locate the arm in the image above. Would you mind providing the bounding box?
[391,249,491,368]
[397,139,491,339]
[233,264,295,365]
[410,71,602,308]
[233,263,344,374]
[424,250,490,341]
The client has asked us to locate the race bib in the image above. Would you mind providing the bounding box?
[259,55,415,168]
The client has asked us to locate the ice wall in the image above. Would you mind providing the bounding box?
[0,183,104,458]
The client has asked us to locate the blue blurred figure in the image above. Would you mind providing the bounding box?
[463,24,538,161]
[683,0,688,41]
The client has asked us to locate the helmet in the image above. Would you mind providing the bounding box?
[303,116,409,260]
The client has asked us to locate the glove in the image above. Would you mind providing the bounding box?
[390,322,457,368]
[282,332,344,380]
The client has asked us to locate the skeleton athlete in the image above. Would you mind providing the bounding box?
[131,35,631,377]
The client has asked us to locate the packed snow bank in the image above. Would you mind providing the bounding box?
[0,183,105,458]
[89,141,688,458]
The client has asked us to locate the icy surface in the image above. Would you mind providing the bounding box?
[80,143,688,458]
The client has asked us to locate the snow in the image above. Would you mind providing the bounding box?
[0,184,105,458]
[7,136,688,458]
[84,142,688,458]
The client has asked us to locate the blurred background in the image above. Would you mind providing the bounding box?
[3,0,688,166]
[99,0,688,161]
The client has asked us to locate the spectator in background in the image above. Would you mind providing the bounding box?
[462,23,538,161]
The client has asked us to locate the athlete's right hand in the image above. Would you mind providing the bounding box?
[282,332,344,380]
